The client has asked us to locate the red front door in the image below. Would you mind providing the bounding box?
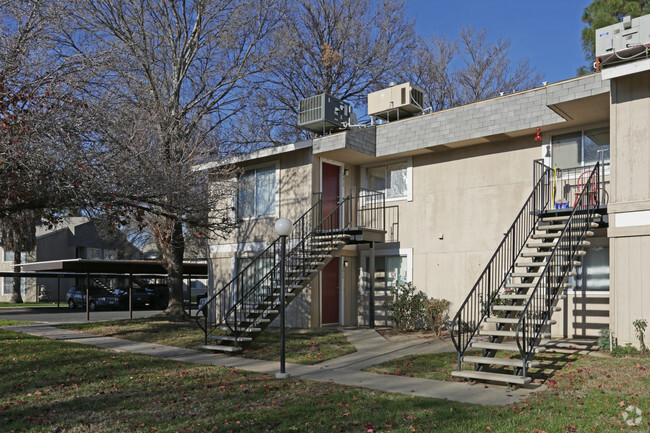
[322,258,340,324]
[321,162,340,230]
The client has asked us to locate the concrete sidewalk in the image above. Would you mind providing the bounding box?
[4,324,544,406]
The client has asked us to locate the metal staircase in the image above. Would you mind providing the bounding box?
[450,160,604,387]
[196,188,385,353]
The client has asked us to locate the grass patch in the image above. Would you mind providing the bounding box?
[0,302,56,308]
[59,317,355,365]
[241,329,356,364]
[2,328,650,432]
[0,320,36,326]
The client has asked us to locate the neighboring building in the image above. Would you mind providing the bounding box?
[0,217,142,302]
[201,63,650,351]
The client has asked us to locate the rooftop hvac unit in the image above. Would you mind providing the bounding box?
[297,94,352,135]
[596,14,650,68]
[367,82,424,121]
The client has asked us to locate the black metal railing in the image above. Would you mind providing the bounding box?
[196,189,386,344]
[450,160,552,366]
[515,163,600,376]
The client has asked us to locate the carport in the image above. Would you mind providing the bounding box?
[2,259,207,320]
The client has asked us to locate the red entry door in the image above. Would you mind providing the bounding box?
[321,162,340,230]
[321,259,340,324]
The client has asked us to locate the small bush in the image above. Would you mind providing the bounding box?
[384,282,451,333]
[633,318,647,353]
[426,298,451,337]
[384,282,428,331]
[611,343,639,357]
[597,328,610,351]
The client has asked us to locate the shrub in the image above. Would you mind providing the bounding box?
[426,298,451,337]
[597,328,610,351]
[384,282,428,331]
[633,318,647,353]
[611,343,639,357]
[384,282,451,333]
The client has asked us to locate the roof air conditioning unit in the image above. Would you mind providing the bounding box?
[297,94,352,135]
[367,82,424,122]
[596,13,650,69]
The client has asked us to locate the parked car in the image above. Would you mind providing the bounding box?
[66,287,121,311]
[141,284,169,309]
[113,287,155,310]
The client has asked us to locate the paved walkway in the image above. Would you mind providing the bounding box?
[4,324,545,406]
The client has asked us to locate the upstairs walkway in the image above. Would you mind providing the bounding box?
[5,324,546,406]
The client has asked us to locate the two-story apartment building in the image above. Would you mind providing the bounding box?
[200,60,650,354]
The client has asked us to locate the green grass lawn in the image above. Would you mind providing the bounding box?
[59,317,356,365]
[0,320,36,326]
[2,328,649,432]
[0,302,56,308]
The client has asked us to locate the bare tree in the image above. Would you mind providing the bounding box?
[1,1,91,302]
[452,27,543,106]
[236,0,417,146]
[64,0,282,316]
[408,27,544,112]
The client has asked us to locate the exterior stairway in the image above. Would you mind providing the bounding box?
[450,160,604,387]
[195,188,385,353]
[200,233,350,353]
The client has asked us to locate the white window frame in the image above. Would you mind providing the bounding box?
[236,161,280,220]
[2,249,26,263]
[359,247,413,294]
[2,276,26,296]
[549,127,610,173]
[361,157,413,202]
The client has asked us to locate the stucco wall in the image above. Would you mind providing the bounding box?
[608,70,650,347]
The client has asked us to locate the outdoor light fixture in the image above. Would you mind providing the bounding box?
[274,217,293,379]
[344,168,350,176]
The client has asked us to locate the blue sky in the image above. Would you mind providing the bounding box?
[406,0,593,84]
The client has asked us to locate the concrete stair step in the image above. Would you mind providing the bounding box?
[521,250,586,258]
[540,213,601,223]
[485,317,557,325]
[470,341,547,353]
[478,329,551,338]
[208,335,253,343]
[532,230,594,239]
[499,293,530,300]
[492,305,525,312]
[511,272,542,278]
[538,222,599,231]
[515,260,581,268]
[450,370,532,385]
[219,326,262,333]
[461,355,540,369]
[199,344,243,353]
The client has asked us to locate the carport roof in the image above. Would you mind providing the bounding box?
[19,259,207,276]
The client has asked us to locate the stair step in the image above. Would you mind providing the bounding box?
[208,335,253,343]
[461,355,540,369]
[450,370,532,385]
[485,317,557,325]
[470,341,547,353]
[521,250,586,258]
[538,222,599,231]
[199,344,243,353]
[532,230,594,239]
[219,326,262,333]
[541,213,601,223]
[511,272,542,278]
[505,283,536,289]
[492,305,525,312]
[479,329,551,338]
[499,293,530,300]
[515,260,581,268]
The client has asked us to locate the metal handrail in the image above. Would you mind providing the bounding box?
[196,188,386,344]
[450,160,552,366]
[515,163,600,376]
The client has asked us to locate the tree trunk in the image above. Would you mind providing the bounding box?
[10,251,23,304]
[163,220,186,317]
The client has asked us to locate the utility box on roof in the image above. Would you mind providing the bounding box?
[297,94,351,135]
[367,82,424,122]
[596,14,650,68]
